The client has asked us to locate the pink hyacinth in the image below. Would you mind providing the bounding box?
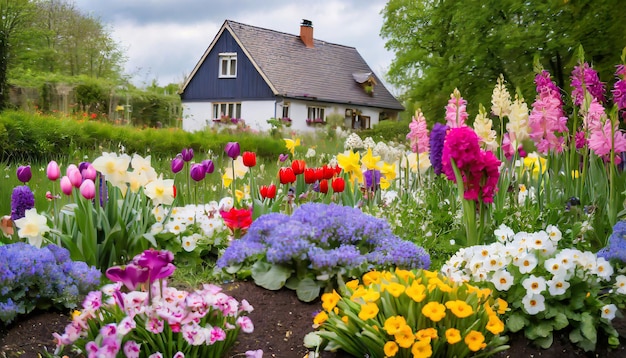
[445,88,469,128]
[529,71,568,154]
[588,119,626,164]
[406,110,430,153]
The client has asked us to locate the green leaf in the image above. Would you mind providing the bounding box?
[506,313,527,333]
[296,277,322,302]
[534,333,553,349]
[251,261,292,290]
[553,312,569,331]
[580,312,597,343]
[285,276,300,290]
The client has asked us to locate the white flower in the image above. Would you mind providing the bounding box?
[614,275,626,294]
[491,270,515,291]
[594,257,614,280]
[547,274,570,296]
[545,225,562,243]
[515,252,538,274]
[522,293,546,315]
[14,208,50,248]
[494,224,514,243]
[363,136,376,149]
[144,176,175,206]
[219,197,234,211]
[150,222,164,235]
[165,219,186,235]
[522,274,546,295]
[544,257,567,276]
[343,133,363,150]
[91,152,131,189]
[305,148,316,158]
[601,304,617,321]
[181,234,199,252]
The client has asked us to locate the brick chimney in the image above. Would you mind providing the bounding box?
[300,19,314,48]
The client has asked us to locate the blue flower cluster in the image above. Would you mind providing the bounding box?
[10,185,35,221]
[598,221,626,263]
[0,242,101,324]
[217,203,430,272]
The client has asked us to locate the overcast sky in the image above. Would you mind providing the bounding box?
[72,0,395,89]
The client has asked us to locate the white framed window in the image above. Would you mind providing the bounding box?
[282,103,290,119]
[307,106,325,121]
[219,52,237,78]
[213,102,242,120]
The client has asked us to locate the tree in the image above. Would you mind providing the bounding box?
[381,0,626,123]
[0,0,35,109]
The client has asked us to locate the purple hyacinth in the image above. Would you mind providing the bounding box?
[429,123,448,175]
[363,169,381,189]
[571,62,606,107]
[597,221,626,263]
[10,185,35,221]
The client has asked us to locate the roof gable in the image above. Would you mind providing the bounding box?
[181,20,403,111]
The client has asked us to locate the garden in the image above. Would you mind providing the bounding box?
[2,55,626,358]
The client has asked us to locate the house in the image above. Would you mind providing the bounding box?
[180,19,404,132]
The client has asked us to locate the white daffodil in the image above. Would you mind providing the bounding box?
[144,175,175,206]
[14,208,50,248]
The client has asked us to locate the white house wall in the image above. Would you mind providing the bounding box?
[183,99,384,133]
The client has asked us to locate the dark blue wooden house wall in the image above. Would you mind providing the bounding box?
[181,30,275,101]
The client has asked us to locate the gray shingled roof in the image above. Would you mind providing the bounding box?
[225,20,403,111]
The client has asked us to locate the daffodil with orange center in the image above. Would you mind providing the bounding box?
[445,300,474,318]
[321,290,341,312]
[394,324,415,348]
[346,279,360,291]
[358,302,379,320]
[421,302,446,322]
[362,271,382,285]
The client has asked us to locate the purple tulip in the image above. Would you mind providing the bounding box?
[225,142,241,160]
[202,160,215,174]
[181,148,194,162]
[279,154,289,162]
[80,179,96,200]
[78,161,90,173]
[190,163,206,181]
[105,264,150,291]
[46,161,61,181]
[16,165,32,183]
[133,249,176,282]
[171,155,184,173]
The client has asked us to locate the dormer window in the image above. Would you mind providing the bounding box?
[353,72,377,95]
[219,53,237,78]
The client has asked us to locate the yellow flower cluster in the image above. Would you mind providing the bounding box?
[314,269,508,358]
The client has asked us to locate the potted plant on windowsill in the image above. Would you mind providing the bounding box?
[281,117,292,127]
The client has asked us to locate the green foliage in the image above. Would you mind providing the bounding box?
[361,119,410,143]
[75,81,108,113]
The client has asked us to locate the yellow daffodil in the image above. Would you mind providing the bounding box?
[341,315,349,324]
[394,269,415,282]
[464,330,486,352]
[362,271,382,285]
[445,300,474,318]
[496,298,509,314]
[421,302,446,322]
[383,316,407,335]
[384,341,399,357]
[361,289,380,303]
[358,302,379,320]
[415,328,438,341]
[345,279,360,291]
[380,161,397,181]
[383,282,406,298]
[313,310,328,326]
[486,314,505,335]
[445,328,461,344]
[361,148,381,170]
[405,281,426,303]
[283,137,300,155]
[144,175,175,206]
[336,150,363,182]
[411,337,433,358]
[321,290,341,312]
[404,152,431,174]
[523,153,547,177]
[394,324,415,348]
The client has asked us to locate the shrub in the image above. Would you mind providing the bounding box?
[0,242,101,325]
[361,119,410,142]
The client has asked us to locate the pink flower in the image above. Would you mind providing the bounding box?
[441,127,481,179]
[80,179,96,200]
[46,161,61,181]
[208,327,226,344]
[146,317,164,334]
[105,264,150,291]
[236,316,254,333]
[182,323,205,345]
[67,166,83,188]
[588,119,626,163]
[406,110,430,153]
[148,353,163,358]
[60,176,73,196]
[245,350,264,358]
[501,133,515,161]
[445,88,469,128]
[571,62,606,107]
[133,249,176,282]
[575,131,587,149]
[123,341,141,358]
[529,71,568,154]
[82,291,102,311]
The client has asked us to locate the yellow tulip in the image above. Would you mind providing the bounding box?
[393,324,415,348]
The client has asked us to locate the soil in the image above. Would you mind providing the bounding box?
[1,280,626,358]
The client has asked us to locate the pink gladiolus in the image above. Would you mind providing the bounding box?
[67,167,83,188]
[46,161,61,181]
[80,179,96,200]
[529,71,568,154]
[406,110,430,153]
[60,176,73,196]
[445,88,469,128]
[208,327,226,344]
[588,119,626,164]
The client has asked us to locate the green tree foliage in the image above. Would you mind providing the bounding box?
[381,0,626,123]
[0,0,35,109]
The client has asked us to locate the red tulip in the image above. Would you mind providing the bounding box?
[314,167,324,181]
[242,151,257,167]
[331,177,345,193]
[303,168,317,184]
[322,165,335,180]
[334,165,343,175]
[259,184,277,199]
[279,167,296,184]
[319,179,329,194]
[291,160,306,175]
[220,207,253,231]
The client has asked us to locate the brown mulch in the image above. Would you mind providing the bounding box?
[1,280,626,358]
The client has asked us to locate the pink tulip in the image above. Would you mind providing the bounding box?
[66,164,78,176]
[60,176,73,196]
[67,167,83,188]
[82,164,97,181]
[46,161,61,181]
[80,179,96,200]
[105,264,150,291]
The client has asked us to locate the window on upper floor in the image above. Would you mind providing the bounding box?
[219,53,237,78]
[213,102,242,120]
